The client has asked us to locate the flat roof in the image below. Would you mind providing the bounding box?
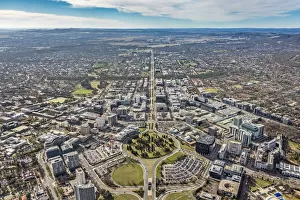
[197,133,215,145]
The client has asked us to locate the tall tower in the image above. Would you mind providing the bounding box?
[74,168,96,200]
[76,168,86,185]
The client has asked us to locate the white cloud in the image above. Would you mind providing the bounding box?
[0,10,134,28]
[58,0,300,21]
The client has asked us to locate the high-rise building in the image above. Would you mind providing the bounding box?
[108,114,117,126]
[45,146,61,160]
[76,168,86,185]
[227,140,242,155]
[75,183,96,200]
[74,168,96,200]
[49,156,66,177]
[229,117,264,147]
[63,151,80,171]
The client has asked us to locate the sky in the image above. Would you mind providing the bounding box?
[1,0,300,28]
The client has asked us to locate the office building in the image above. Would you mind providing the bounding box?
[74,168,96,200]
[76,168,86,185]
[218,144,227,160]
[227,140,242,155]
[229,117,264,147]
[254,135,284,170]
[239,150,248,165]
[108,114,118,126]
[209,164,223,179]
[45,146,61,160]
[196,133,215,154]
[80,123,90,135]
[49,156,66,177]
[64,151,80,171]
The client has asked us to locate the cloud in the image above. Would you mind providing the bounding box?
[0,10,134,28]
[58,0,300,22]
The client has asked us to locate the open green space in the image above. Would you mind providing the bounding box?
[138,127,147,132]
[12,125,29,133]
[283,194,300,200]
[125,132,175,159]
[48,97,68,103]
[113,194,139,200]
[90,80,100,89]
[112,164,144,186]
[254,178,272,189]
[93,61,110,69]
[233,84,243,89]
[165,192,194,200]
[287,140,300,165]
[72,83,93,95]
[204,87,218,93]
[156,152,185,179]
[289,140,300,153]
[180,142,195,152]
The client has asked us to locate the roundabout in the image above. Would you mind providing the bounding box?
[125,131,176,159]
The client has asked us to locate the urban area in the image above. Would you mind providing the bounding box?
[0,28,300,200]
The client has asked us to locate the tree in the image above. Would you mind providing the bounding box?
[103,190,113,200]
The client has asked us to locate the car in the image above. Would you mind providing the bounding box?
[148,182,152,190]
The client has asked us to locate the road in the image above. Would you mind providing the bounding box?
[151,137,180,200]
[37,151,59,200]
[79,154,143,200]
[122,146,149,200]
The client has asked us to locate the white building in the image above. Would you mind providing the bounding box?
[218,144,227,160]
[95,117,105,129]
[227,140,242,155]
[229,117,264,147]
[74,168,96,200]
[115,125,140,142]
[76,168,86,185]
[239,150,248,165]
[254,135,284,170]
[80,123,90,135]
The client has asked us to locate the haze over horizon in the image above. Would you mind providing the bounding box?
[1,0,300,28]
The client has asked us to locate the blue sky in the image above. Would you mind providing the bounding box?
[1,0,300,28]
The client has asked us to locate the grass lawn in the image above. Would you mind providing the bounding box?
[289,140,300,153]
[124,148,157,176]
[93,61,109,69]
[113,194,139,200]
[250,186,259,192]
[255,178,272,188]
[283,194,300,200]
[156,152,185,179]
[139,127,147,132]
[204,87,218,93]
[48,97,68,103]
[112,164,144,186]
[180,142,195,151]
[233,84,243,89]
[164,152,185,164]
[90,80,100,89]
[72,84,93,95]
[165,192,194,200]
